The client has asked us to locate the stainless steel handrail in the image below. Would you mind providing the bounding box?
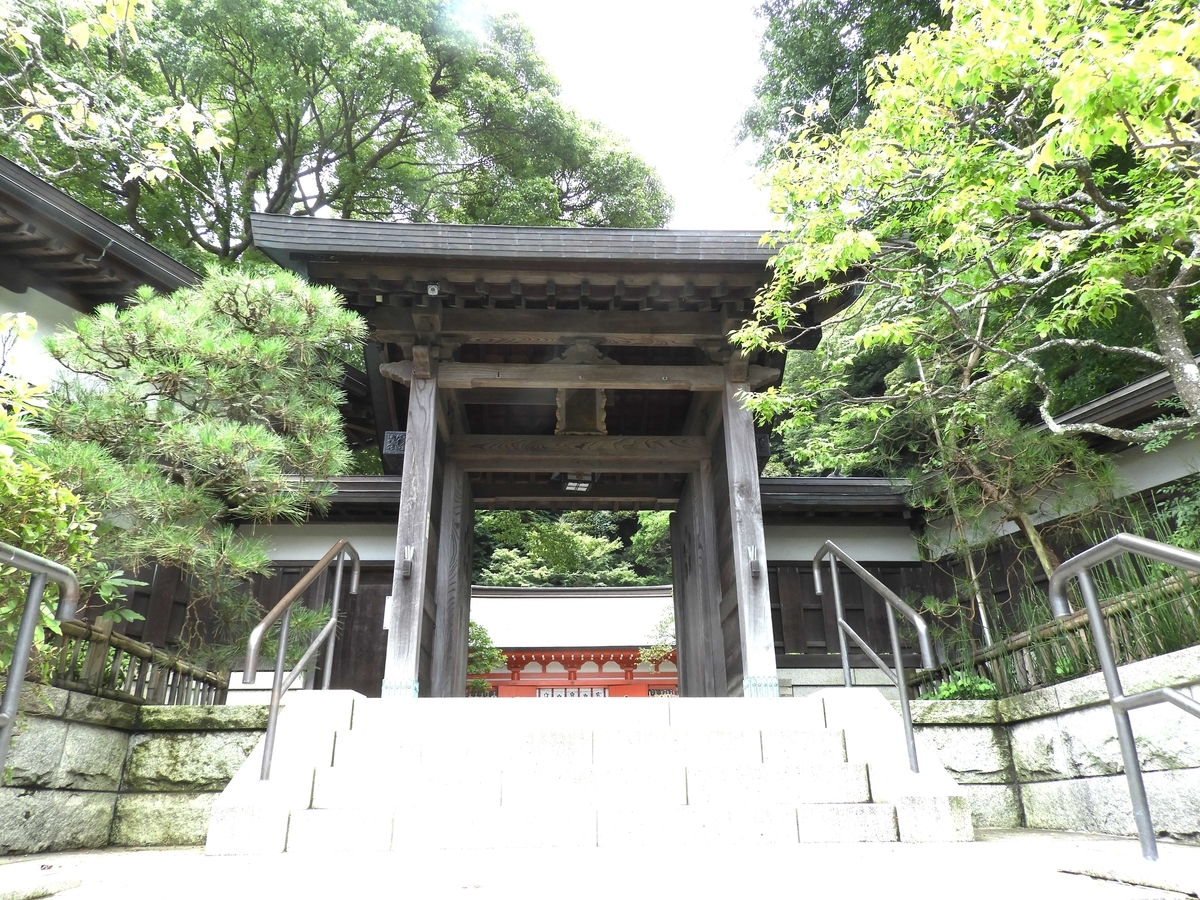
[1048,533,1200,861]
[813,540,936,773]
[0,541,80,774]
[243,540,360,779]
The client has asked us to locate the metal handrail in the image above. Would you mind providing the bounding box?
[1048,533,1200,862]
[0,541,80,774]
[813,540,936,773]
[243,540,360,780]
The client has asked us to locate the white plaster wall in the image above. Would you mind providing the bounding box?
[1109,435,1200,498]
[471,590,673,648]
[764,523,920,563]
[0,284,83,384]
[926,433,1200,554]
[236,523,398,562]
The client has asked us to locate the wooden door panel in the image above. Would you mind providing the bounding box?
[329,569,391,697]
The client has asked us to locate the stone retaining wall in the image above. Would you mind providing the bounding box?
[912,644,1200,840]
[0,683,266,855]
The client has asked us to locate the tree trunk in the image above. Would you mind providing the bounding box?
[1013,511,1060,580]
[1138,289,1200,419]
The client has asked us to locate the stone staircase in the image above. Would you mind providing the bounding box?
[204,689,973,854]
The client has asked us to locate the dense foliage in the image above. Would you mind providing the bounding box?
[467,620,505,676]
[637,605,676,671]
[739,0,1200,594]
[3,0,672,265]
[743,0,1200,447]
[1,0,226,181]
[474,510,672,588]
[743,0,945,152]
[38,271,365,662]
[0,314,136,675]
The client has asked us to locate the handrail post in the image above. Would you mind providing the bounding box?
[0,542,81,776]
[1080,566,1157,861]
[0,574,47,771]
[321,550,346,691]
[1046,533,1200,861]
[828,558,852,689]
[244,540,361,780]
[260,607,291,781]
[814,540,930,774]
[887,606,919,773]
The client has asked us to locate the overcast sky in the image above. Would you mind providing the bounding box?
[479,0,776,231]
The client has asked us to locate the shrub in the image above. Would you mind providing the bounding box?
[921,671,1000,701]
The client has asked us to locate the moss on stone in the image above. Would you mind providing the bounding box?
[136,704,270,732]
[123,731,261,792]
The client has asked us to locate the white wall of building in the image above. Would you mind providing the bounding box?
[764,523,920,563]
[241,519,925,566]
[237,523,399,562]
[1109,435,1200,498]
[0,284,83,384]
[470,586,673,648]
[926,433,1200,554]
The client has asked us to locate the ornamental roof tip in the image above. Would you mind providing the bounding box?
[249,213,781,265]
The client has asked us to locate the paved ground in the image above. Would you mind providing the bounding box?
[2,830,1198,900]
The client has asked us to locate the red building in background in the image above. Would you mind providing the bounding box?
[470,585,678,697]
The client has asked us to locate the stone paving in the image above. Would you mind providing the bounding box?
[1,830,1198,900]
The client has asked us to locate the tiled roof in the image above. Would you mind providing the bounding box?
[250,213,777,265]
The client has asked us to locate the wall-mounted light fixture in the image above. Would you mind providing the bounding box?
[564,473,594,493]
[748,545,761,578]
[401,545,415,578]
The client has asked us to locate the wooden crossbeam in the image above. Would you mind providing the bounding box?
[370,308,726,347]
[447,435,709,472]
[381,361,779,392]
[470,481,682,503]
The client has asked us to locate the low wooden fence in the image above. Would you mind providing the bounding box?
[910,574,1200,698]
[52,619,227,706]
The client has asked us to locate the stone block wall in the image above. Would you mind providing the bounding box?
[0,683,266,855]
[911,644,1200,840]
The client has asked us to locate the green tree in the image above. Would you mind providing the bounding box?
[743,0,945,155]
[637,605,675,671]
[0,314,136,675]
[466,619,505,696]
[1,0,227,181]
[467,620,505,676]
[40,270,366,663]
[741,0,1200,451]
[474,510,671,588]
[7,0,672,266]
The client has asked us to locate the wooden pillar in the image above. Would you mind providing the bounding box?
[721,376,779,697]
[670,510,692,698]
[693,459,728,695]
[382,357,439,699]
[431,459,473,698]
[671,463,726,697]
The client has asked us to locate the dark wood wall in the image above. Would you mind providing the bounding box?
[325,565,391,697]
[769,561,929,668]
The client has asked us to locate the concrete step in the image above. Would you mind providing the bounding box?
[204,690,975,855]
[330,726,847,769]
[347,695,827,733]
[309,759,868,809]
[284,802,902,852]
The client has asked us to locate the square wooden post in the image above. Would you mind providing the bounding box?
[671,463,727,697]
[669,508,692,698]
[721,377,779,697]
[382,359,439,699]
[431,459,473,698]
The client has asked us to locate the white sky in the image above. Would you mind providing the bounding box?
[478,0,776,231]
